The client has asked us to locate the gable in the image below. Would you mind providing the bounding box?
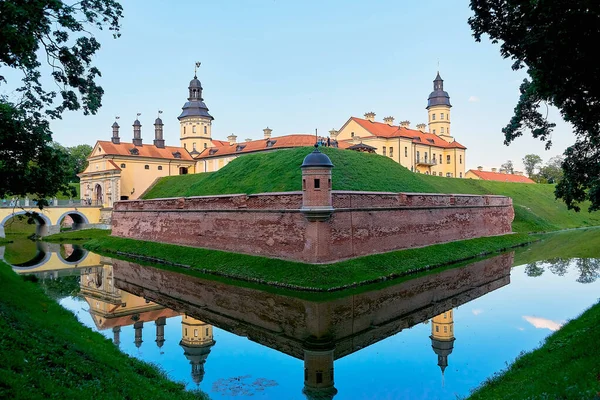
[337,119,374,141]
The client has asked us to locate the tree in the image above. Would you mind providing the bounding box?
[468,1,600,211]
[500,160,514,174]
[522,154,542,177]
[0,0,122,207]
[539,156,564,184]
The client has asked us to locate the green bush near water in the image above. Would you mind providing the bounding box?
[143,147,600,233]
[0,262,208,400]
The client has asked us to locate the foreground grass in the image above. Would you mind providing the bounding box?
[468,300,600,400]
[143,147,600,234]
[83,233,533,291]
[0,262,207,400]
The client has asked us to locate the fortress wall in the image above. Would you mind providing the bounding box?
[112,191,514,263]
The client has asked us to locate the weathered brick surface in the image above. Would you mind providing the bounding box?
[112,191,514,263]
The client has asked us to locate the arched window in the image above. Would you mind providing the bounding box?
[144,165,149,170]
[193,125,196,133]
[204,126,207,134]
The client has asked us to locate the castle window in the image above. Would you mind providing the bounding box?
[351,132,354,137]
[266,139,277,148]
[184,143,187,149]
[158,166,163,171]
[172,151,182,159]
[209,149,218,155]
[404,147,408,157]
[144,165,149,170]
[194,329,198,337]
[447,155,451,164]
[389,147,393,157]
[129,148,139,155]
[185,328,188,336]
[204,143,207,149]
[206,328,209,335]
[193,125,196,133]
[432,114,436,120]
[444,326,448,333]
[204,126,207,134]
[433,153,436,162]
[236,144,246,152]
[329,178,331,189]
[426,171,430,175]
[459,172,463,178]
[460,155,462,164]
[302,179,306,191]
[314,178,320,189]
[433,129,436,134]
[439,172,443,177]
[447,172,452,177]
[439,155,442,163]
[383,146,386,156]
[316,371,323,384]
[444,313,447,319]
[120,163,126,168]
[448,127,450,135]
[425,153,428,162]
[184,126,186,135]
[193,142,197,151]
[427,139,435,144]
[436,326,439,332]
[441,127,445,134]
[416,151,420,161]
[441,113,444,120]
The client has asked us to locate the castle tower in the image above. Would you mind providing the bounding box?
[300,146,334,221]
[302,342,338,400]
[179,314,216,385]
[427,72,453,142]
[430,309,455,379]
[134,321,144,348]
[112,326,121,346]
[111,121,120,144]
[178,66,214,154]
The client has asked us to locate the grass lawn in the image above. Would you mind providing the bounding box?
[74,232,534,291]
[467,300,600,400]
[0,262,207,400]
[143,147,600,233]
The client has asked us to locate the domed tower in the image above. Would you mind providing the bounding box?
[155,317,166,349]
[178,65,214,154]
[153,116,165,149]
[300,146,334,221]
[179,314,216,385]
[427,72,453,142]
[430,309,455,379]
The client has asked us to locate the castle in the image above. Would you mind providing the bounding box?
[79,70,467,208]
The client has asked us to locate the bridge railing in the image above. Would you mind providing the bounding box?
[0,198,88,208]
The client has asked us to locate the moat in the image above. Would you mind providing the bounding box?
[2,233,599,399]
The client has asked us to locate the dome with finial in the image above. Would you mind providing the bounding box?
[427,72,452,109]
[133,119,141,126]
[178,74,214,121]
[154,117,163,125]
[301,147,334,169]
[189,76,202,88]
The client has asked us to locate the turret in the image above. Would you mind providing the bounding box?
[134,321,144,348]
[263,127,272,139]
[132,119,143,146]
[154,116,165,148]
[179,315,216,385]
[111,121,120,144]
[302,340,337,400]
[155,317,166,349]
[112,326,121,346]
[178,64,214,151]
[430,309,455,379]
[300,146,334,221]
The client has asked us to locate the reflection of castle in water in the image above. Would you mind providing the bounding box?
[112,252,514,398]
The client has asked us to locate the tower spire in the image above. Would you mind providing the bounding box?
[194,61,201,79]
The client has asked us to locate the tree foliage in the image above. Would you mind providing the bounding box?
[53,143,93,181]
[500,159,514,174]
[469,0,600,211]
[522,154,542,177]
[0,0,122,206]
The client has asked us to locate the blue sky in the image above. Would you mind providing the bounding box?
[11,0,577,171]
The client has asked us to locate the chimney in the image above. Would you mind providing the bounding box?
[111,121,120,144]
[263,127,272,139]
[477,166,483,171]
[416,123,426,132]
[399,120,410,128]
[153,117,165,148]
[245,138,252,142]
[515,171,523,176]
[383,116,395,126]
[364,112,375,122]
[328,129,339,139]
[132,119,142,146]
[491,168,497,172]
[227,133,237,145]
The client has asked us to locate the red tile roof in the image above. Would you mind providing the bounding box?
[467,169,536,183]
[94,141,194,161]
[347,117,467,149]
[195,134,317,159]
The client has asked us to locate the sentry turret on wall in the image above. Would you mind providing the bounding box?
[300,146,334,221]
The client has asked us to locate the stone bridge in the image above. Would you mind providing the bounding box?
[0,205,110,238]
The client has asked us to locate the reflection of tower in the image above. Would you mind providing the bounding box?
[134,320,143,348]
[155,317,166,349]
[112,326,121,346]
[302,341,337,400]
[179,314,216,385]
[430,309,455,380]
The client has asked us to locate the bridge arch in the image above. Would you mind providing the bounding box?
[3,240,52,270]
[56,244,89,265]
[0,211,52,238]
[56,211,90,231]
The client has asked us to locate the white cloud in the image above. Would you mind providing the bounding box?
[468,95,480,103]
[523,316,564,332]
[472,308,484,316]
[517,327,525,331]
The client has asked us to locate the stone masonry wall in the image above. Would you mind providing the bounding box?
[111,191,514,263]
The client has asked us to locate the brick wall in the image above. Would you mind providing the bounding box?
[112,191,514,263]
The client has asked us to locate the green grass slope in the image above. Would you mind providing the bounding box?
[143,147,600,233]
[0,262,207,400]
